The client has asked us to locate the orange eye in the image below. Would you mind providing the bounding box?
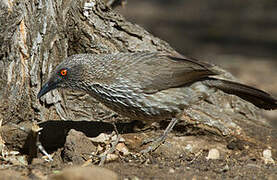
[60,69,67,76]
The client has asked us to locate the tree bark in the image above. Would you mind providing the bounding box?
[0,0,275,151]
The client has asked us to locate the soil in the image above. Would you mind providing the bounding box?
[1,1,277,180]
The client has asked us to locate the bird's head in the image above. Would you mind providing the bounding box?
[37,55,87,98]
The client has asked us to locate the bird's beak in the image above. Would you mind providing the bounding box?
[37,80,59,98]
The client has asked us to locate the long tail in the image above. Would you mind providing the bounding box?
[202,78,277,110]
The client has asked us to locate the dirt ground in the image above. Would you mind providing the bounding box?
[1,1,277,180]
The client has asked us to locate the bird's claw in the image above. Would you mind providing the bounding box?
[140,135,166,154]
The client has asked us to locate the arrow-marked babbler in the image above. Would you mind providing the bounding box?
[37,52,277,152]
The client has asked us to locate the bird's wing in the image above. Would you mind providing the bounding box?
[119,52,218,94]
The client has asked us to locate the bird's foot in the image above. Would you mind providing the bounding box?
[140,134,167,154]
[140,118,179,154]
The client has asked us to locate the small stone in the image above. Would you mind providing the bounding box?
[90,133,111,144]
[206,148,220,160]
[184,144,193,152]
[262,149,275,164]
[63,129,96,164]
[49,166,118,180]
[106,153,119,162]
[169,168,175,173]
[111,135,125,142]
[116,143,130,155]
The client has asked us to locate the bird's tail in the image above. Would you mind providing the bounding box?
[202,78,277,110]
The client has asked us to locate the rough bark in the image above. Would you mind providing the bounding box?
[0,0,275,151]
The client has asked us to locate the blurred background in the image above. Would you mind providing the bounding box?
[118,0,277,58]
[117,0,277,121]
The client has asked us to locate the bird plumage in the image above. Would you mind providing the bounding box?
[38,52,277,122]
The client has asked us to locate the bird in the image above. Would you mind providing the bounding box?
[37,52,277,152]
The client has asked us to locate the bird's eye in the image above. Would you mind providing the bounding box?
[60,69,67,76]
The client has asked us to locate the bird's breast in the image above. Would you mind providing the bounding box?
[86,83,183,122]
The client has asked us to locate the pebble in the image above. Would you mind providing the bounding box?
[169,168,175,173]
[90,133,111,143]
[184,144,193,152]
[206,148,220,160]
[262,149,275,164]
[116,142,130,155]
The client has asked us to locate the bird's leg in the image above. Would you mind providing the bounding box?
[140,117,179,154]
[140,85,211,154]
[101,112,118,120]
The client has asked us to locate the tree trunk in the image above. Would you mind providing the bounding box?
[0,0,275,152]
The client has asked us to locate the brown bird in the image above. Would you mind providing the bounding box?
[37,52,277,152]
